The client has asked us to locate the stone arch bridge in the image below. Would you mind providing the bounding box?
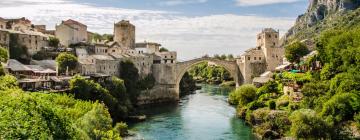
[174,58,244,97]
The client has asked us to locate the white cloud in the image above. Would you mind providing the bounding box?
[159,0,208,6]
[236,0,300,6]
[0,0,295,60]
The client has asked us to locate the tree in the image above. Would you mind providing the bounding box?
[213,54,221,59]
[119,61,140,102]
[228,84,257,106]
[289,109,330,139]
[227,54,234,60]
[0,47,8,63]
[220,54,227,60]
[102,34,114,41]
[56,53,78,74]
[48,37,60,48]
[285,41,309,64]
[159,47,169,52]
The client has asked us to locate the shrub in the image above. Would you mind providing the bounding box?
[289,109,330,139]
[321,93,360,123]
[228,84,257,106]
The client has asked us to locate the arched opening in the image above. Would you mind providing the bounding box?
[175,59,242,98]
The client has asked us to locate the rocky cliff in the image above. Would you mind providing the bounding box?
[284,0,360,43]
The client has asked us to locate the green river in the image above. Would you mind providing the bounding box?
[128,84,255,140]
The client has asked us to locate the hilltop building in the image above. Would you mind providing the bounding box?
[55,19,88,47]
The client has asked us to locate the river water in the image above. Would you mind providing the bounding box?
[129,84,254,140]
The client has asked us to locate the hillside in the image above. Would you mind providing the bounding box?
[284,0,360,45]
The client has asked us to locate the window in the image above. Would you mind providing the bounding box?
[165,60,168,63]
[254,57,256,60]
[112,50,115,52]
[105,50,107,53]
[275,35,278,38]
[273,42,276,46]
[259,57,262,60]
[165,56,167,58]
[171,56,173,58]
[268,35,271,38]
[171,60,174,63]
[248,57,250,60]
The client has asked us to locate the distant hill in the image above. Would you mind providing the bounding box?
[283,0,360,45]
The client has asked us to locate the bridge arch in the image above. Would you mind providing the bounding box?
[175,58,243,98]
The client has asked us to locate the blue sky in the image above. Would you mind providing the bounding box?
[0,0,309,60]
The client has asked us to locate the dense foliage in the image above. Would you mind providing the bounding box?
[231,25,360,139]
[48,37,60,48]
[0,75,124,139]
[285,41,309,64]
[55,52,78,74]
[188,62,232,85]
[69,75,131,121]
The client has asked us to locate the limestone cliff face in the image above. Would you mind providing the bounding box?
[286,0,360,38]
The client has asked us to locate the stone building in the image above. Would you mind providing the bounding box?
[34,25,46,33]
[8,29,50,55]
[0,18,6,29]
[0,29,10,49]
[237,28,284,84]
[256,28,284,71]
[55,19,88,47]
[5,17,32,31]
[114,20,135,49]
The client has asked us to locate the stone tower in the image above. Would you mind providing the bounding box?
[114,20,135,49]
[256,28,283,71]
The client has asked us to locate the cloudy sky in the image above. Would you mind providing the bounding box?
[0,0,308,60]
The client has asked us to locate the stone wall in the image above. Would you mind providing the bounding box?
[137,85,178,105]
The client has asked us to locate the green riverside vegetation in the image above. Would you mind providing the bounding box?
[229,24,360,139]
[0,75,125,139]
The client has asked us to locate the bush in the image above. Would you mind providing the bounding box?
[256,81,280,96]
[321,93,360,123]
[0,47,8,63]
[228,84,257,106]
[289,109,330,139]
[0,82,122,139]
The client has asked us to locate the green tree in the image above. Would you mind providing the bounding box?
[55,53,78,74]
[227,54,234,60]
[48,37,60,48]
[228,84,257,106]
[321,93,360,123]
[119,61,140,102]
[102,34,114,41]
[220,54,227,60]
[69,75,126,121]
[289,109,330,139]
[285,41,309,64]
[159,47,169,52]
[0,47,8,63]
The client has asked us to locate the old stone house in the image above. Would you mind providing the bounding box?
[55,19,88,47]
